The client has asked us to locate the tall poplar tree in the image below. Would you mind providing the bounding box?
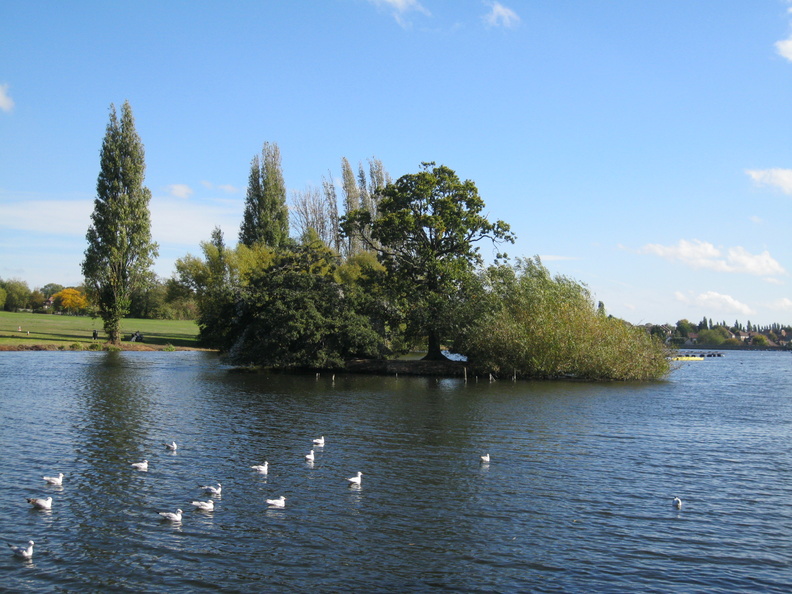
[82,101,158,344]
[239,141,289,248]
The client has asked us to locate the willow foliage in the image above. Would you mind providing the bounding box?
[456,258,671,381]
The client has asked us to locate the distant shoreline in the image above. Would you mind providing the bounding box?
[0,343,211,352]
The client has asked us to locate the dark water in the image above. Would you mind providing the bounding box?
[1,350,791,592]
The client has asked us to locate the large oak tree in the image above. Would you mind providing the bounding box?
[341,162,514,360]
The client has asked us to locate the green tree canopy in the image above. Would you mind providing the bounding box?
[82,100,159,343]
[239,142,289,248]
[341,162,514,360]
[226,243,387,368]
[1,278,32,311]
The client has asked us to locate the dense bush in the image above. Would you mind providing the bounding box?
[454,258,672,381]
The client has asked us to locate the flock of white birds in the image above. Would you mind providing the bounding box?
[8,445,682,561]
[8,434,370,560]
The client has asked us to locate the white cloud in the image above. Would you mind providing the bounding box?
[0,198,93,236]
[483,1,520,28]
[640,239,786,276]
[770,297,792,311]
[166,184,193,199]
[0,193,241,248]
[539,254,579,262]
[776,37,792,61]
[150,195,241,246]
[675,290,755,316]
[366,0,430,25]
[201,180,240,194]
[0,83,15,112]
[746,168,792,194]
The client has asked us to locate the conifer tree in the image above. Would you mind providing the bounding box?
[239,142,289,248]
[82,101,158,344]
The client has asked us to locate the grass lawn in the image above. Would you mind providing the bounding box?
[0,311,202,350]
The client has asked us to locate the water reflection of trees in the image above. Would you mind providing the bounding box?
[69,353,157,562]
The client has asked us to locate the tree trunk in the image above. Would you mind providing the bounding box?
[423,330,448,361]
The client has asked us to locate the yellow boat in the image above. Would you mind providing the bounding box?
[671,356,705,361]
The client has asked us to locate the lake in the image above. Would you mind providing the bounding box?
[1,350,791,592]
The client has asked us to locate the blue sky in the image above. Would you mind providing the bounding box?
[2,0,792,327]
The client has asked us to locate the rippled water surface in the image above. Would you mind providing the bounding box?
[1,350,791,592]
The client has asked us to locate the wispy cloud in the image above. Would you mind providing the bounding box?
[539,254,579,262]
[482,1,520,29]
[0,197,93,236]
[201,180,240,194]
[777,38,792,61]
[675,290,755,316]
[775,2,792,61]
[366,0,430,26]
[0,192,240,248]
[0,83,15,113]
[150,196,241,245]
[770,297,792,311]
[746,168,792,194]
[166,184,193,199]
[640,239,786,276]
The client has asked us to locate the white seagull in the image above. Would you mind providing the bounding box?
[43,472,64,486]
[27,497,52,510]
[200,483,222,496]
[8,540,34,559]
[131,460,148,471]
[266,495,286,508]
[313,436,325,447]
[164,441,178,451]
[158,508,183,522]
[480,454,490,463]
[251,462,269,474]
[305,449,315,462]
[346,471,363,486]
[191,500,214,511]
[673,497,683,509]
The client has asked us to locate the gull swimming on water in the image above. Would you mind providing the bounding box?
[266,495,286,508]
[27,497,52,510]
[673,497,683,509]
[480,454,490,463]
[313,436,325,447]
[164,441,178,451]
[191,500,214,511]
[158,508,183,522]
[305,449,315,462]
[131,460,148,471]
[43,473,64,486]
[8,540,34,559]
[251,462,269,474]
[346,471,363,486]
[200,483,222,496]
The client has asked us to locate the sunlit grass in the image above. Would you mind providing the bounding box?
[0,311,201,349]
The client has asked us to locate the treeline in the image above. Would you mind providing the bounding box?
[0,277,196,320]
[36,101,671,379]
[168,149,671,380]
[657,318,792,348]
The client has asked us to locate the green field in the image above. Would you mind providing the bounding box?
[0,311,201,349]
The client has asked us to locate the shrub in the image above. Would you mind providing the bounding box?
[454,258,672,381]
